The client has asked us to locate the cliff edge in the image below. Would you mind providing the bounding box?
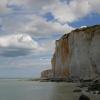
[41,25,100,81]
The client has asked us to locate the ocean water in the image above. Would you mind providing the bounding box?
[0,79,79,100]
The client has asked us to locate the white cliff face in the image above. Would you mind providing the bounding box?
[41,69,53,79]
[51,38,70,79]
[51,25,100,80]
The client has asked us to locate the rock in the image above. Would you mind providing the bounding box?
[41,69,53,79]
[73,89,82,92]
[79,95,90,100]
[51,37,70,79]
[51,25,100,80]
[93,91,99,94]
[88,83,100,92]
[41,25,100,81]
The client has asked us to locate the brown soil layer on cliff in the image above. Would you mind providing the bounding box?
[41,24,100,81]
[61,25,100,39]
[73,25,100,33]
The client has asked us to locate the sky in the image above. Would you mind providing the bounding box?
[0,0,100,78]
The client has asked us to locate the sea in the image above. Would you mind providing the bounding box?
[0,79,81,100]
[0,79,100,100]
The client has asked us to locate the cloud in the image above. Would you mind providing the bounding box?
[88,0,100,13]
[23,15,74,36]
[1,14,74,37]
[0,0,99,58]
[0,0,99,77]
[0,0,100,19]
[8,0,57,11]
[0,0,57,14]
[0,49,32,57]
[0,34,40,57]
[0,34,38,49]
[43,0,100,23]
[1,0,99,57]
[0,0,9,14]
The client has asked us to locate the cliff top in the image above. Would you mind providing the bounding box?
[61,25,100,39]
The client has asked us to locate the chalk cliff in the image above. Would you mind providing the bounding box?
[41,25,100,80]
[52,25,100,80]
[41,69,53,79]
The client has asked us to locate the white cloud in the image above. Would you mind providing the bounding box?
[0,0,9,13]
[0,34,42,57]
[0,34,38,49]
[0,0,100,18]
[0,0,99,58]
[80,26,87,29]
[0,0,56,14]
[8,0,57,11]
[0,33,55,57]
[1,14,74,37]
[88,0,100,13]
[0,0,99,77]
[1,0,99,37]
[43,0,100,23]
[23,15,74,35]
